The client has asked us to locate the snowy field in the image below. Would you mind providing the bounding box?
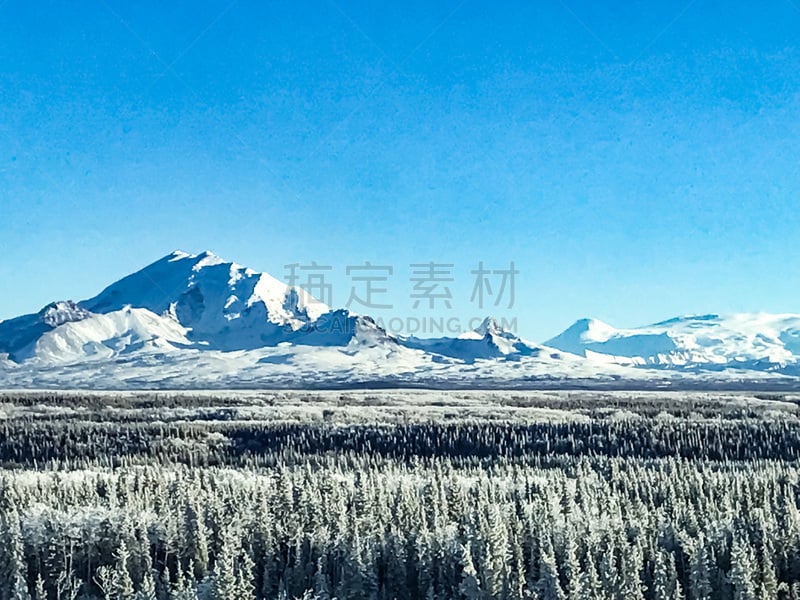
[0,389,799,599]
[3,388,800,424]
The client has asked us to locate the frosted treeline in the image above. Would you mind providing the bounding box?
[3,457,800,598]
[0,391,799,599]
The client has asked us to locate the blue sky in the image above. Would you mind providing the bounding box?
[2,0,800,340]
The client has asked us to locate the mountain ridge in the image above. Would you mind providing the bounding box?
[2,250,800,388]
[545,312,800,367]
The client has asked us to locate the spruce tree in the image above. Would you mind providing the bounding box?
[688,543,713,600]
[729,536,758,600]
[458,543,483,600]
[2,507,32,600]
[651,549,683,600]
[114,540,136,600]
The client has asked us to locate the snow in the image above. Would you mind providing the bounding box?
[0,334,638,389]
[406,316,541,361]
[22,307,191,364]
[39,301,92,328]
[82,251,328,342]
[2,251,800,388]
[546,313,800,368]
[69,250,355,353]
[546,318,629,355]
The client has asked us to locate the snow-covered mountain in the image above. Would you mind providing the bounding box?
[546,314,800,369]
[0,301,90,356]
[403,317,542,362]
[19,307,192,364]
[0,251,400,362]
[82,250,330,350]
[1,250,800,389]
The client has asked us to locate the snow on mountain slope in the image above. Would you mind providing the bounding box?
[20,307,191,364]
[545,318,677,360]
[81,250,329,350]
[85,250,330,329]
[0,251,406,365]
[3,250,800,387]
[404,317,542,362]
[289,311,399,349]
[546,313,800,367]
[0,301,93,361]
[0,354,14,369]
[0,330,637,389]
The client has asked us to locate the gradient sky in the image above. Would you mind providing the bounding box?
[2,0,800,340]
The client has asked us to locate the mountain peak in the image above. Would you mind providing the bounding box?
[544,317,618,357]
[651,313,720,327]
[38,300,92,328]
[167,250,192,261]
[192,251,226,271]
[566,317,617,340]
[164,249,225,267]
[78,251,330,350]
[474,316,502,336]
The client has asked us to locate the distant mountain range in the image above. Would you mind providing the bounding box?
[2,250,800,389]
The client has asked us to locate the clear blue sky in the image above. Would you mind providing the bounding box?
[2,0,800,340]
